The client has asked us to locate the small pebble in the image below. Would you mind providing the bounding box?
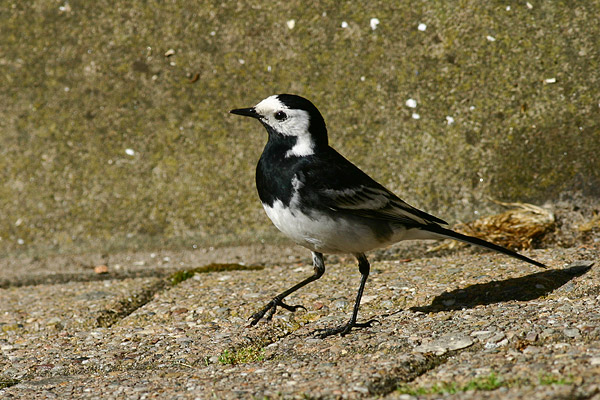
[414,333,473,355]
[471,330,493,339]
[369,18,380,30]
[380,300,394,309]
[523,345,542,354]
[487,331,506,344]
[332,299,348,309]
[563,328,581,338]
[360,295,377,304]
[94,265,109,274]
[525,332,538,342]
[446,335,474,351]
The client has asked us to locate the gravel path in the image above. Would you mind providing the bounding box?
[1,242,598,399]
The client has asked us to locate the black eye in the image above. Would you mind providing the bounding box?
[274,111,287,121]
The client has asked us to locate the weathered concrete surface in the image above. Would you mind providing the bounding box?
[1,240,598,399]
[2,1,600,397]
[1,1,600,255]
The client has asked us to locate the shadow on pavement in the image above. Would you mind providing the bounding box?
[411,261,594,314]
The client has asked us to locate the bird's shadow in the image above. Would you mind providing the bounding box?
[410,262,594,314]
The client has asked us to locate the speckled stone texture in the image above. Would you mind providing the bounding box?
[1,1,599,254]
[1,240,598,399]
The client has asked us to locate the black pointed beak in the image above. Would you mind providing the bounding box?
[230,107,261,119]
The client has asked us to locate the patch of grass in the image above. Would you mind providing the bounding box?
[538,373,573,386]
[1,323,23,333]
[218,345,265,365]
[462,372,504,392]
[170,269,197,285]
[398,372,576,396]
[170,263,263,285]
[0,377,20,389]
[397,372,504,395]
[397,381,457,396]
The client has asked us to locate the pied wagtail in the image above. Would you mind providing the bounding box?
[230,94,546,337]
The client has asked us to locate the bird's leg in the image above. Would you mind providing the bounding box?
[248,252,325,326]
[315,253,377,338]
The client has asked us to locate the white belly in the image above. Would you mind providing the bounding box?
[262,200,406,254]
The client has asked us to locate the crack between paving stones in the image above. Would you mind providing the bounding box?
[0,269,177,289]
[0,262,265,289]
[361,262,596,397]
[367,328,600,399]
[94,264,265,328]
[366,352,451,396]
[95,279,169,328]
[0,376,21,390]
[216,325,302,367]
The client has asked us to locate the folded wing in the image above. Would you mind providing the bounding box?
[298,148,448,227]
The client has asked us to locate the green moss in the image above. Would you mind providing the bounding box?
[398,372,504,395]
[218,346,265,365]
[461,373,504,392]
[1,323,23,333]
[398,372,576,395]
[170,269,197,286]
[538,373,573,386]
[0,377,20,389]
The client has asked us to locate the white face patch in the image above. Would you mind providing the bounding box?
[254,95,315,157]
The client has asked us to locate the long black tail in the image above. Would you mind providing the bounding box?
[423,224,546,269]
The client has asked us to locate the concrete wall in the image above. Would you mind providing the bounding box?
[1,1,599,255]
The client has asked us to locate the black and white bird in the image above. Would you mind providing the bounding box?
[230,94,546,337]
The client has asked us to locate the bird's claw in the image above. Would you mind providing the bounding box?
[313,318,379,338]
[248,298,306,327]
[278,301,306,313]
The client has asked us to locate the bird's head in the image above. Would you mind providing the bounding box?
[230,94,328,157]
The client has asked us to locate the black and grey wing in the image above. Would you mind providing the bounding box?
[298,148,448,227]
[295,148,546,268]
[320,184,447,227]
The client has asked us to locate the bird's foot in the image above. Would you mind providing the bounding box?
[313,318,379,338]
[248,297,306,327]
